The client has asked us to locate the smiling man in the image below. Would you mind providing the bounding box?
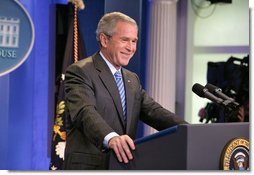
[63,12,188,170]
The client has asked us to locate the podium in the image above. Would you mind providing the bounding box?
[108,123,249,170]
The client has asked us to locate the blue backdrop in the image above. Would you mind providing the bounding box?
[0,0,56,170]
[0,0,148,170]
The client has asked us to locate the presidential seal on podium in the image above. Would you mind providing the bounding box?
[220,137,249,170]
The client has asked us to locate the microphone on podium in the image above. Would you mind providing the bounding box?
[192,83,240,109]
[205,83,234,102]
[192,83,224,104]
[192,83,241,122]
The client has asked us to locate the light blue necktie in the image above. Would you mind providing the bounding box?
[114,70,127,123]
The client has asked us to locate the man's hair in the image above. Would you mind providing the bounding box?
[96,12,138,42]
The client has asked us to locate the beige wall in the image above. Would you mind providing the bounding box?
[185,0,249,123]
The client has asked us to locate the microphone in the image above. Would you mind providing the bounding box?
[205,83,235,102]
[192,83,224,104]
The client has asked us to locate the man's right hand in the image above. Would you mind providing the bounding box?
[108,135,135,164]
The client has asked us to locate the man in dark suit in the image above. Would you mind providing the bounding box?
[63,12,188,170]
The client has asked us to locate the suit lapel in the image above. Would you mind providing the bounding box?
[122,69,135,133]
[93,53,125,126]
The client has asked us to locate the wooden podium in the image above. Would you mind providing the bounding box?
[108,123,249,170]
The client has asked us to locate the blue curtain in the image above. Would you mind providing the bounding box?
[0,0,56,170]
[0,0,148,170]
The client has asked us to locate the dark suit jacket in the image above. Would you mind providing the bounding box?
[63,52,187,170]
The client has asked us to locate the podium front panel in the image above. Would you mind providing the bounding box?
[109,123,249,170]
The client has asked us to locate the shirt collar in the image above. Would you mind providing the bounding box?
[99,51,121,75]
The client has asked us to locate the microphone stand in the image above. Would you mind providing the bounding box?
[220,100,240,122]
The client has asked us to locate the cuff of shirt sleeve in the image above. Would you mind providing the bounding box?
[103,132,119,149]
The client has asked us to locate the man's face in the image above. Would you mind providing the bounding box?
[102,21,138,69]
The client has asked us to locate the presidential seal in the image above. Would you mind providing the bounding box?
[220,137,249,170]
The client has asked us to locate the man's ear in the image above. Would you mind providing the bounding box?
[99,33,109,48]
